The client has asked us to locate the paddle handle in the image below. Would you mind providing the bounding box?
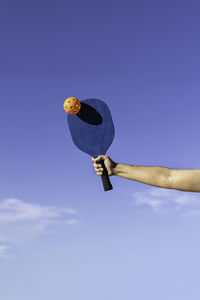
[99,161,113,191]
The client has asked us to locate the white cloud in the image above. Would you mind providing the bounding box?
[63,208,77,215]
[0,244,10,257]
[65,219,80,225]
[0,198,78,222]
[0,198,79,258]
[134,192,165,212]
[133,187,200,214]
[174,194,199,206]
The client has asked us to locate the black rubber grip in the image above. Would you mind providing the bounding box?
[99,161,113,191]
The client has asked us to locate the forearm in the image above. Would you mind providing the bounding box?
[169,169,200,192]
[114,164,172,189]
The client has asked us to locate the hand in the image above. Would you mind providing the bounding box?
[91,155,117,176]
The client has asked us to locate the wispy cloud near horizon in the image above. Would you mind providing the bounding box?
[0,198,79,258]
[133,188,200,214]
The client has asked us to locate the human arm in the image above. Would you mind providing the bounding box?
[92,155,200,192]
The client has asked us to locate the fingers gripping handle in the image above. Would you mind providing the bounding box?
[99,161,113,191]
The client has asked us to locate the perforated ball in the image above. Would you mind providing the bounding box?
[63,97,81,114]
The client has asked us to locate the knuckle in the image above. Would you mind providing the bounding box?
[96,155,104,161]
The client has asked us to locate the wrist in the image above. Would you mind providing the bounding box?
[112,163,120,175]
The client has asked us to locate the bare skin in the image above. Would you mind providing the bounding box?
[92,155,200,192]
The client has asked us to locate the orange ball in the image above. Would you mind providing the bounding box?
[63,97,81,114]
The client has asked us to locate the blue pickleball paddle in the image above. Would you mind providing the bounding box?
[64,98,115,191]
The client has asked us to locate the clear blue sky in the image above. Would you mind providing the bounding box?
[1,0,200,299]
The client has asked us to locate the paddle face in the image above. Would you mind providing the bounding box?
[67,98,115,158]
